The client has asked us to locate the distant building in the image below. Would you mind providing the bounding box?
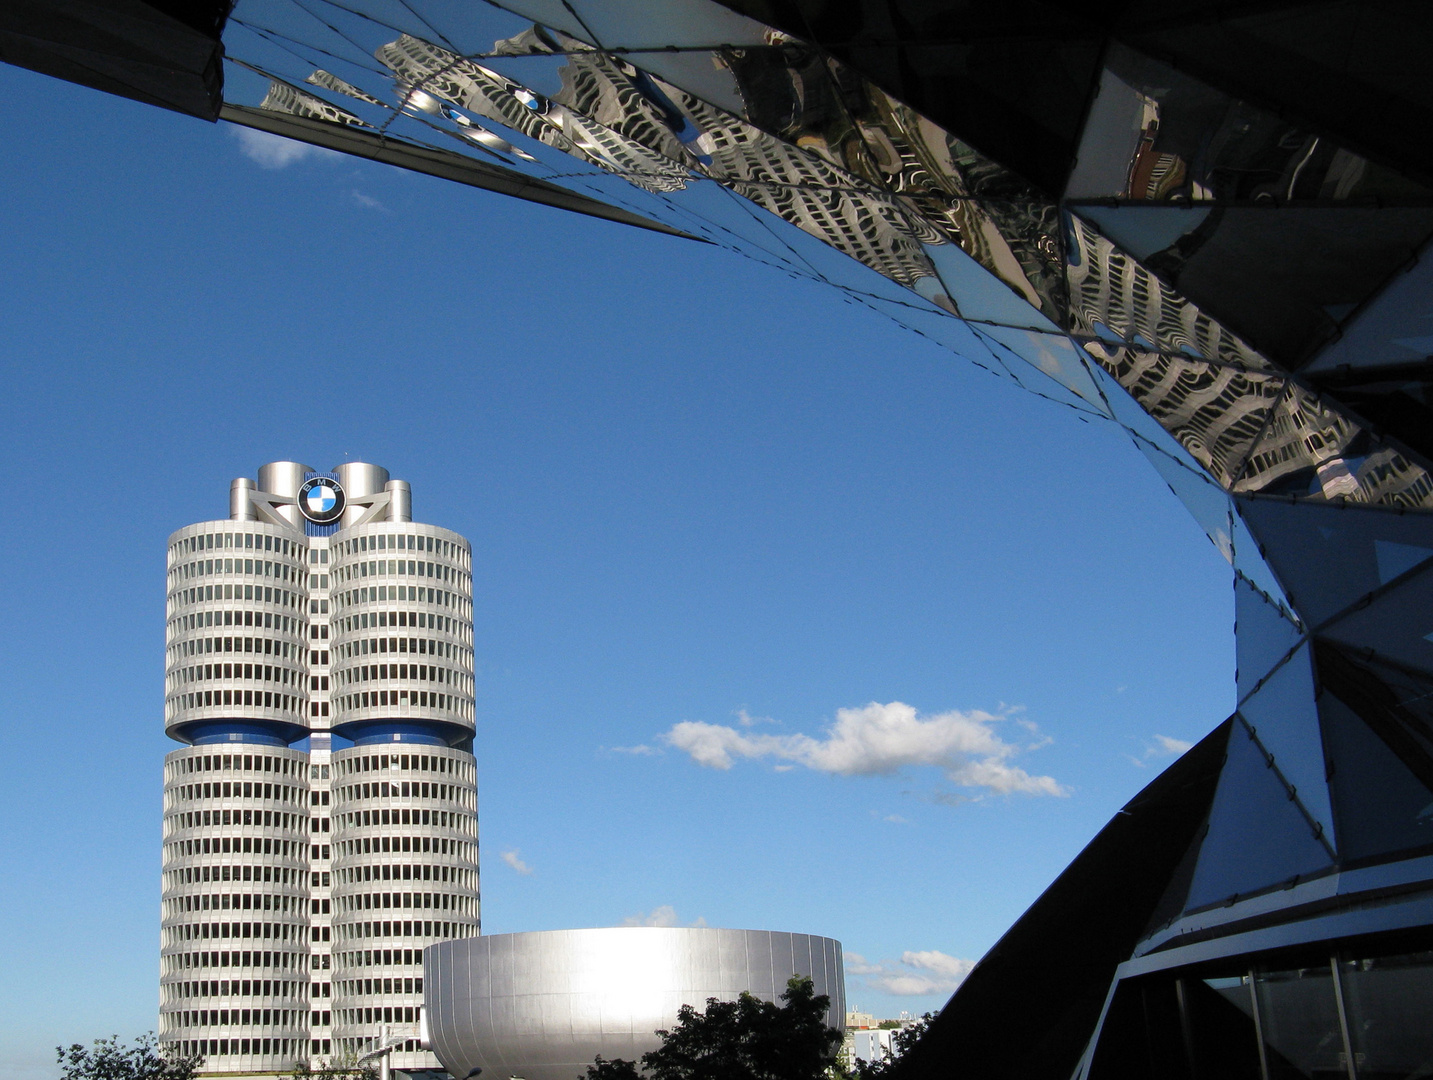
[159,462,478,1077]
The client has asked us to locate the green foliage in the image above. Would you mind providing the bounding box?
[56,1034,203,1080]
[585,976,841,1080]
[874,1022,902,1031]
[289,1056,379,1080]
[848,1013,935,1080]
[586,1055,643,1080]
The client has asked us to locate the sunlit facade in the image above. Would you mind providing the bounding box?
[10,1,1433,1077]
[160,462,479,1077]
[424,928,846,1080]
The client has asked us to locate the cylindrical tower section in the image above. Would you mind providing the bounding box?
[159,744,312,1072]
[231,479,257,522]
[334,463,390,528]
[330,744,480,1069]
[386,481,412,523]
[257,462,312,529]
[165,521,310,747]
[327,522,474,747]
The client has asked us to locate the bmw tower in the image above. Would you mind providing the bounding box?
[159,461,479,1077]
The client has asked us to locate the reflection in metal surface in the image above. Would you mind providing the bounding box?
[424,928,845,1080]
[219,0,1433,516]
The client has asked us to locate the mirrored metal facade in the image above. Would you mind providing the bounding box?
[424,928,846,1080]
[10,1,1433,1076]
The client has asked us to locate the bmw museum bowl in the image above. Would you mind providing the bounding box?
[423,928,845,1080]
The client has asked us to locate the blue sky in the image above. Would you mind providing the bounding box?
[0,59,1232,1077]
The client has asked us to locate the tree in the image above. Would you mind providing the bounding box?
[848,1013,935,1080]
[57,1034,204,1080]
[585,976,842,1080]
[289,1056,379,1080]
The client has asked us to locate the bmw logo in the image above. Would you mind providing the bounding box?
[298,476,346,524]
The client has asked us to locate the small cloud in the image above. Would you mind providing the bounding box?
[736,709,775,727]
[848,949,975,997]
[350,190,388,211]
[660,701,1066,797]
[230,125,339,169]
[1130,733,1194,767]
[501,850,533,876]
[844,952,883,976]
[622,905,707,928]
[883,814,908,824]
[901,950,973,978]
[610,744,659,756]
[1153,734,1193,755]
[772,764,795,772]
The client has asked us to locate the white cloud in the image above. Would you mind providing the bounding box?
[843,952,883,976]
[230,126,339,169]
[661,701,1066,797]
[901,950,974,978]
[350,190,387,211]
[621,905,706,928]
[501,849,533,875]
[851,949,975,997]
[610,744,659,756]
[1154,734,1193,755]
[1130,733,1194,767]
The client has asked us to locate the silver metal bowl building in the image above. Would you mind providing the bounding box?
[423,928,845,1080]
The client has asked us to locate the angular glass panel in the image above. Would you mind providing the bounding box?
[1086,359,1237,560]
[1066,212,1276,374]
[1319,564,1433,676]
[922,241,1058,330]
[1304,240,1433,374]
[1184,719,1332,912]
[228,0,397,74]
[1235,497,1433,628]
[617,50,747,117]
[1161,206,1433,369]
[1320,690,1433,862]
[1340,951,1433,1080]
[1374,539,1433,585]
[1237,643,1334,843]
[854,296,1009,379]
[977,327,1107,411]
[1082,343,1284,488]
[485,0,596,45]
[1075,205,1214,262]
[1230,507,1296,613]
[331,0,537,57]
[1071,43,1433,207]
[1254,964,1347,1080]
[565,0,772,49]
[1235,575,1304,702]
[1233,384,1370,502]
[1064,65,1150,201]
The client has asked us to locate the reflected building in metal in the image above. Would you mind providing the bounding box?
[160,462,479,1077]
[10,0,1433,1076]
[423,929,845,1080]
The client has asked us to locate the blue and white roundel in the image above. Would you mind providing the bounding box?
[307,484,338,514]
[297,476,346,524]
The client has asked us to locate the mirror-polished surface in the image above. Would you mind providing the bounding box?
[425,928,845,1080]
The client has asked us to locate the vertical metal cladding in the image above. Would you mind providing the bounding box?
[423,929,846,1080]
[159,745,312,1070]
[326,522,475,740]
[162,462,478,1078]
[329,744,480,1070]
[324,517,478,1072]
[164,520,310,746]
